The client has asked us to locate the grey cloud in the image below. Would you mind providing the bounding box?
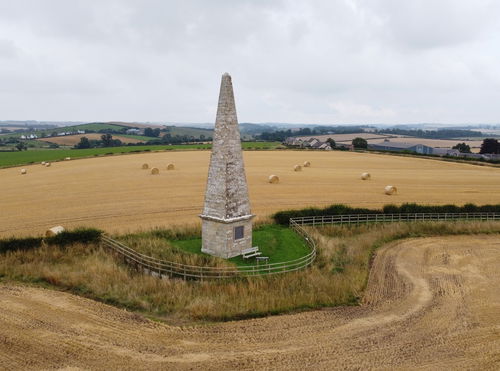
[0,39,19,58]
[0,0,499,124]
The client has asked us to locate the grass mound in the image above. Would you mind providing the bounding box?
[116,224,309,267]
[170,225,309,266]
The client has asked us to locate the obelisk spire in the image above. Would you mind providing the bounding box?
[202,73,251,220]
[200,73,254,258]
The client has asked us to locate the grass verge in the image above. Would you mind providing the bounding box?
[1,221,499,322]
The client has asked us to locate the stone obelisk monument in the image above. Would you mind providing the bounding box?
[200,73,254,258]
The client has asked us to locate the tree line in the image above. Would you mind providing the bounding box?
[257,126,366,141]
[74,133,212,149]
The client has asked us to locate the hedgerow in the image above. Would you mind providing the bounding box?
[273,203,500,225]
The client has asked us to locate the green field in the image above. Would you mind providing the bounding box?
[0,142,281,167]
[2,123,214,140]
[171,224,310,266]
[166,126,213,137]
[1,123,125,139]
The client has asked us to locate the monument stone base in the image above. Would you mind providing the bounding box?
[200,216,253,259]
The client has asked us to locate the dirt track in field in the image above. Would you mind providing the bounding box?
[2,150,500,237]
[1,235,499,370]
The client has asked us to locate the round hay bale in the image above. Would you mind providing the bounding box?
[166,163,175,170]
[45,162,51,167]
[151,167,159,175]
[65,157,71,161]
[41,161,46,165]
[361,172,371,180]
[45,226,65,237]
[21,169,27,175]
[142,163,149,169]
[293,165,302,172]
[303,161,311,167]
[384,185,397,195]
[268,174,280,184]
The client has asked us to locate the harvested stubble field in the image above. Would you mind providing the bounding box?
[37,133,144,146]
[1,150,500,237]
[0,234,498,369]
[296,132,392,142]
[295,133,485,152]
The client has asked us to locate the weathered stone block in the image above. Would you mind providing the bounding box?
[200,73,254,258]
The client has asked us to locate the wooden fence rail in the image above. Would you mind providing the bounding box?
[289,212,500,227]
[100,220,316,280]
[100,212,500,280]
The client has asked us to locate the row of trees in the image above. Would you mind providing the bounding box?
[479,138,500,154]
[74,133,212,149]
[74,134,123,149]
[144,127,161,137]
[452,142,471,153]
[258,127,366,142]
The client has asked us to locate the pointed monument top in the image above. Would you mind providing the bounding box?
[222,72,231,77]
[201,73,252,221]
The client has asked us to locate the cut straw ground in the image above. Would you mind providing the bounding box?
[1,220,499,322]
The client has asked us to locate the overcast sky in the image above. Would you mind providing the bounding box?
[1,0,500,125]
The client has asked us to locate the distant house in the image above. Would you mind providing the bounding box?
[368,141,434,154]
[126,128,142,135]
[283,136,332,151]
[307,138,321,147]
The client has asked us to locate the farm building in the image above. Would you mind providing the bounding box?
[284,136,332,150]
[368,141,434,154]
[369,141,466,156]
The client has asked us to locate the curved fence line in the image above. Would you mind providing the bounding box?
[101,219,316,280]
[100,212,500,280]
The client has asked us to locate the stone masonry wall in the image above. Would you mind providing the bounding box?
[201,219,253,259]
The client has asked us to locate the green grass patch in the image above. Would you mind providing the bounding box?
[170,225,309,266]
[0,142,281,168]
[241,141,281,150]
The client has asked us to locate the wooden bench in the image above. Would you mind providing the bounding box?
[242,246,261,259]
